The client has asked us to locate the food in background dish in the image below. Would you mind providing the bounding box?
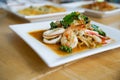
[81,1,116,11]
[29,12,113,55]
[18,5,66,16]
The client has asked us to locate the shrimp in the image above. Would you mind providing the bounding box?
[61,28,78,49]
[77,29,102,48]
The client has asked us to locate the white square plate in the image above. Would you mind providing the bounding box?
[9,20,120,67]
[9,2,66,19]
[61,1,120,18]
[8,2,84,22]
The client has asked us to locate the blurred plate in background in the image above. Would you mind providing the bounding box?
[61,1,120,18]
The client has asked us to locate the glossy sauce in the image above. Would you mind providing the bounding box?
[29,30,88,56]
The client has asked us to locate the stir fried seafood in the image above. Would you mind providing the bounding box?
[82,1,116,11]
[18,5,66,16]
[42,12,112,53]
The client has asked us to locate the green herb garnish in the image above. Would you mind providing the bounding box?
[61,12,80,28]
[78,14,90,24]
[91,24,106,36]
[61,12,90,28]
[50,22,58,29]
[50,12,90,29]
[60,45,72,53]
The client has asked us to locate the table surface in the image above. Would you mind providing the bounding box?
[0,9,120,80]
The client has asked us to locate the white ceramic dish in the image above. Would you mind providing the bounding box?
[8,2,84,22]
[7,1,86,22]
[61,1,120,18]
[10,3,65,18]
[9,20,120,67]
